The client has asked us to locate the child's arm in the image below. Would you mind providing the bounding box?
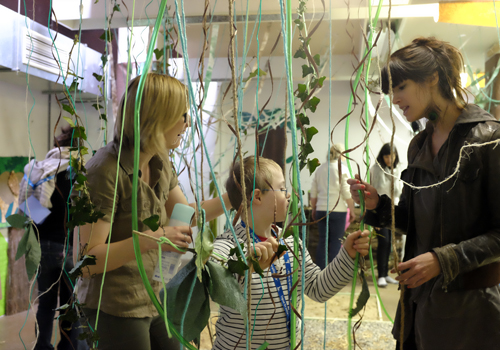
[303,230,369,303]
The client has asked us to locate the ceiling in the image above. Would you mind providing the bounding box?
[52,0,500,81]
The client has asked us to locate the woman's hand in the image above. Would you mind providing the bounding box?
[344,230,370,258]
[392,252,441,288]
[251,237,283,271]
[141,226,192,252]
[346,174,379,210]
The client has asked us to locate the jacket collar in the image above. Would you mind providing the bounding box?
[111,141,164,176]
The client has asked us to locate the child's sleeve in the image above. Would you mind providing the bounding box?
[303,243,356,303]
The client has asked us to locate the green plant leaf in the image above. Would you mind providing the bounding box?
[25,224,41,280]
[302,142,314,156]
[301,65,314,78]
[15,226,31,260]
[92,73,103,82]
[154,48,164,60]
[349,270,370,317]
[99,113,107,121]
[63,116,76,127]
[206,261,248,322]
[7,214,30,229]
[195,226,215,281]
[250,257,264,278]
[313,53,320,66]
[113,4,120,12]
[142,215,160,232]
[68,81,79,92]
[276,244,288,257]
[101,54,108,67]
[227,259,249,276]
[307,158,321,175]
[294,48,306,59]
[73,126,87,141]
[68,255,97,279]
[305,96,320,113]
[99,30,113,42]
[92,103,104,111]
[296,113,310,126]
[317,76,326,88]
[229,242,245,259]
[256,342,270,350]
[62,104,75,116]
[243,68,267,83]
[305,126,318,143]
[162,258,210,343]
[286,156,293,164]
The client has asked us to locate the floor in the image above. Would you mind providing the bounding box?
[0,273,402,350]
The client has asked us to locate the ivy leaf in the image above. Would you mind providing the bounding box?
[7,214,30,229]
[63,116,76,128]
[349,270,371,317]
[243,68,267,83]
[75,173,87,184]
[154,48,164,60]
[206,261,248,323]
[15,225,31,260]
[92,103,104,111]
[62,104,75,116]
[276,244,288,257]
[305,126,318,143]
[294,48,306,59]
[25,224,41,280]
[301,65,314,78]
[68,255,97,279]
[99,30,113,42]
[229,242,245,259]
[307,158,321,175]
[92,73,103,82]
[250,257,264,278]
[162,258,210,343]
[142,215,160,232]
[195,225,216,281]
[68,81,79,92]
[302,142,314,156]
[101,54,108,68]
[294,18,304,31]
[313,53,320,66]
[316,76,326,88]
[99,113,107,121]
[305,96,320,113]
[286,156,293,164]
[113,4,120,12]
[227,259,249,277]
[73,126,87,141]
[296,113,310,127]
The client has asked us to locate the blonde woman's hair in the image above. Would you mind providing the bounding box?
[329,143,344,162]
[225,156,281,210]
[114,73,188,156]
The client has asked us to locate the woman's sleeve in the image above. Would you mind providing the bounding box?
[433,127,500,288]
[340,172,351,201]
[310,170,319,198]
[303,241,355,303]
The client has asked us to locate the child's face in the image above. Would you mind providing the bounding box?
[261,166,290,222]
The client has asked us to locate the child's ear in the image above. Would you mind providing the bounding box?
[250,189,263,205]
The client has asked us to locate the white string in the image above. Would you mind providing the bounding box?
[371,138,500,190]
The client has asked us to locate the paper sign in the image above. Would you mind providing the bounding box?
[18,195,51,225]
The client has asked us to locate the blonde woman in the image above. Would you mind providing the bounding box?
[75,74,231,350]
[310,144,355,269]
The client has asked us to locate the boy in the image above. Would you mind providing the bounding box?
[212,156,369,349]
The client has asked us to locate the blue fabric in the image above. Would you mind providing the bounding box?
[35,241,87,350]
[315,211,347,270]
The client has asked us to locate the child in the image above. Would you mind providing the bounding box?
[212,156,369,349]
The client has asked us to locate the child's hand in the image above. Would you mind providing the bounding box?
[344,230,370,259]
[252,237,282,271]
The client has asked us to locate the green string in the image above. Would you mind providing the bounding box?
[344,1,383,348]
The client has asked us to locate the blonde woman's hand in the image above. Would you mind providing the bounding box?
[141,226,192,252]
[346,174,379,210]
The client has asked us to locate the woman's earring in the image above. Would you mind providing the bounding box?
[428,111,438,121]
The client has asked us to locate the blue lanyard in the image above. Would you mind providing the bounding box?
[241,221,293,331]
[24,174,55,189]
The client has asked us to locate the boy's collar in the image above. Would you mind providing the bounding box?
[240,221,278,239]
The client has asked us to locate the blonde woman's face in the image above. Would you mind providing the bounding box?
[164,113,189,149]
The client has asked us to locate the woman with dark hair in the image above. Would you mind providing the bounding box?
[19,125,87,350]
[370,143,402,287]
[348,37,500,349]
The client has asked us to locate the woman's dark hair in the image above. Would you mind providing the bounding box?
[376,143,399,169]
[381,37,467,109]
[54,125,77,147]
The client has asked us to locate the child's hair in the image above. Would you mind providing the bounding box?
[226,156,281,210]
[381,37,467,109]
[114,73,188,156]
[376,143,399,169]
